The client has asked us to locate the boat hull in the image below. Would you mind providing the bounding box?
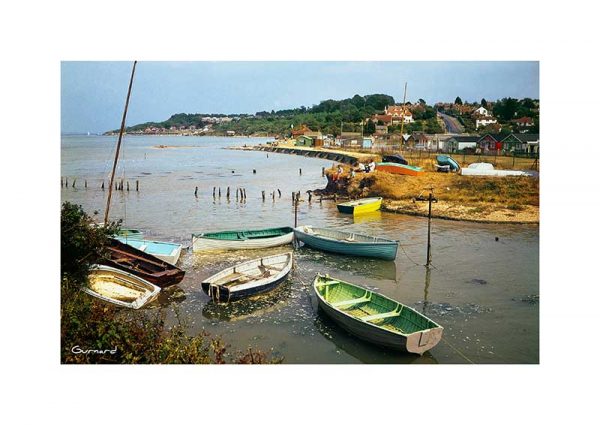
[102,239,185,287]
[337,197,382,214]
[192,230,294,252]
[83,265,160,309]
[376,162,424,177]
[313,275,443,354]
[294,226,398,261]
[201,253,293,303]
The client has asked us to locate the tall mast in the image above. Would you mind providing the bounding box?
[399,81,407,144]
[104,61,137,225]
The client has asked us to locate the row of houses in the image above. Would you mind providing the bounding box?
[445,133,539,154]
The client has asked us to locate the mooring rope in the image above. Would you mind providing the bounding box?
[441,337,475,364]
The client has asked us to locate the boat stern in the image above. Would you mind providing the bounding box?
[405,327,444,355]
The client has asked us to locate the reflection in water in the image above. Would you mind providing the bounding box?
[422,267,431,315]
[352,210,383,225]
[202,279,293,322]
[313,312,439,364]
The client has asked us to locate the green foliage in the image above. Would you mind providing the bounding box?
[455,96,463,105]
[61,202,120,293]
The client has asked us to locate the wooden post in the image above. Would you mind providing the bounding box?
[213,187,216,197]
[291,192,295,204]
[426,192,433,267]
[253,169,256,174]
[65,178,68,187]
[272,191,275,201]
[278,189,281,198]
[299,168,302,175]
[101,181,105,190]
[236,188,239,201]
[262,190,266,201]
[322,167,325,177]
[195,187,198,197]
[294,193,299,227]
[218,187,221,197]
[512,152,516,168]
[126,181,129,191]
[136,180,139,192]
[226,187,230,199]
[72,179,76,188]
[85,180,87,189]
[308,191,312,203]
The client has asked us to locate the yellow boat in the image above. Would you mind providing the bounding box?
[337,197,382,215]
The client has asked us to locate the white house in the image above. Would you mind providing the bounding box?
[475,116,498,129]
[473,106,490,116]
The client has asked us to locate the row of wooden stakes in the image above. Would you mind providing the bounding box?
[61,178,139,191]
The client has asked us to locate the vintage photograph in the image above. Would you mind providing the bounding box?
[60,61,539,364]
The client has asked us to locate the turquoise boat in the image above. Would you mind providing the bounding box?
[436,155,460,171]
[114,237,183,265]
[293,225,398,261]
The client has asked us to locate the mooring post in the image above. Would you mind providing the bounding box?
[299,168,302,175]
[308,191,312,203]
[226,187,230,199]
[195,186,198,197]
[85,180,87,189]
[218,187,221,197]
[65,178,68,187]
[512,152,516,168]
[101,181,105,190]
[72,179,76,188]
[253,169,256,174]
[322,167,325,177]
[136,180,139,192]
[294,193,299,227]
[236,188,239,201]
[126,181,129,191]
[426,192,433,267]
[278,189,281,198]
[262,190,266,201]
[272,191,275,201]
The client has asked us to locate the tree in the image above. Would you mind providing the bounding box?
[481,98,487,108]
[364,119,376,135]
[418,98,426,105]
[455,96,463,105]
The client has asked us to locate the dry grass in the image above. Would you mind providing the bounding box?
[326,166,539,222]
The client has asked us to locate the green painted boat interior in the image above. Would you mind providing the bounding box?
[197,227,294,241]
[316,276,437,335]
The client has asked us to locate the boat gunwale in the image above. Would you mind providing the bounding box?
[337,197,383,207]
[192,226,294,240]
[294,226,398,245]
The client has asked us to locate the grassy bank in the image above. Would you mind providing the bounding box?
[327,169,539,223]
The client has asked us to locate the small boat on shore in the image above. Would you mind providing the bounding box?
[192,227,294,252]
[294,225,398,260]
[313,274,443,354]
[102,238,185,287]
[115,236,183,265]
[382,154,408,165]
[435,155,460,172]
[376,162,424,177]
[202,252,293,303]
[337,197,382,215]
[460,162,533,177]
[83,265,161,309]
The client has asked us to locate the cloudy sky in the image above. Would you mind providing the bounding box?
[61,61,539,133]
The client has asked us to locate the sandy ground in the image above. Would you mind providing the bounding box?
[383,199,539,223]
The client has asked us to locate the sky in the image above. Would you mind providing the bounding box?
[61,61,539,134]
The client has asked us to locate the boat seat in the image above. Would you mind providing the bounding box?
[331,296,370,308]
[361,311,400,322]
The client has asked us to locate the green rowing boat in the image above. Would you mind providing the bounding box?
[313,274,443,354]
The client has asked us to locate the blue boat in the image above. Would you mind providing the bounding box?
[294,225,398,261]
[436,155,460,172]
[114,237,183,265]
